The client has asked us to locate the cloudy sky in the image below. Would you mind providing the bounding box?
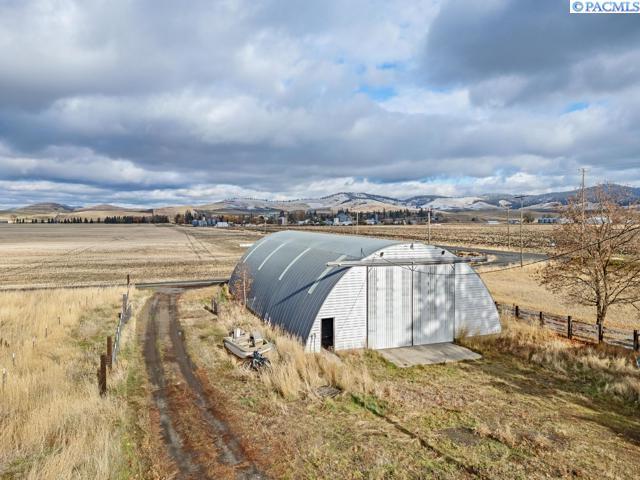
[1,0,639,207]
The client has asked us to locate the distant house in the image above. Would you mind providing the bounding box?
[587,216,611,225]
[279,216,288,225]
[486,220,500,225]
[215,221,230,228]
[333,212,353,226]
[365,218,377,225]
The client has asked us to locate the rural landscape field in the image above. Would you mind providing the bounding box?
[2,1,640,478]
[2,221,639,478]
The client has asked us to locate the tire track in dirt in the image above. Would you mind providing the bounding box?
[143,288,264,480]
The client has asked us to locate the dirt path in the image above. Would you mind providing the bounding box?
[143,288,264,479]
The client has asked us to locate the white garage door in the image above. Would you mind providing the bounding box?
[412,265,455,345]
[367,265,454,349]
[367,266,412,349]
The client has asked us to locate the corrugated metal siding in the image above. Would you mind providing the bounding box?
[306,267,367,352]
[231,231,500,349]
[230,231,401,341]
[454,263,501,336]
[412,264,455,344]
[367,266,413,349]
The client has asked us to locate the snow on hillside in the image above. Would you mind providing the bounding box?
[420,197,500,211]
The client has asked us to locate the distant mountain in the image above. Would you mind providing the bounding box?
[199,192,408,213]
[204,185,640,213]
[4,184,639,217]
[74,204,128,212]
[13,202,75,214]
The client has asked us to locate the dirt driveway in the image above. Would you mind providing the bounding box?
[142,288,265,479]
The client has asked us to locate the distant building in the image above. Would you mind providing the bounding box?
[365,218,377,225]
[279,216,288,225]
[486,220,500,225]
[587,216,611,225]
[333,212,353,226]
[215,221,230,228]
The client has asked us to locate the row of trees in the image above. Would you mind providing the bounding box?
[12,215,170,224]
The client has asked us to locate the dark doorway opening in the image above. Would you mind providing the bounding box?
[321,318,334,350]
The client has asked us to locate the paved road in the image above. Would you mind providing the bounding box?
[439,245,547,267]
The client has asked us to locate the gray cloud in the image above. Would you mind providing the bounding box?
[0,0,638,208]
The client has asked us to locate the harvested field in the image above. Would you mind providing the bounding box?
[177,287,640,479]
[257,223,557,252]
[0,224,260,289]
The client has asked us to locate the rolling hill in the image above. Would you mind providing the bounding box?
[2,184,638,219]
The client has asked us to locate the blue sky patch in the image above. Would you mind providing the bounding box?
[356,85,396,101]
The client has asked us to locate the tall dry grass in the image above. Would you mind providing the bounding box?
[210,293,375,401]
[0,287,147,479]
[462,313,640,403]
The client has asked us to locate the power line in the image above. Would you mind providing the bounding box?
[376,223,640,277]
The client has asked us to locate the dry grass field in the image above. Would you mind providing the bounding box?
[2,222,638,479]
[478,264,640,331]
[0,224,259,289]
[177,287,640,479]
[0,287,150,479]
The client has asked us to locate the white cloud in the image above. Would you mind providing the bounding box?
[0,0,638,207]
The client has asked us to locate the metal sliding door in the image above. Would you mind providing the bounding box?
[412,265,455,345]
[367,266,412,349]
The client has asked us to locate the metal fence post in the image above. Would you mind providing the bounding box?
[567,316,572,340]
[539,311,544,326]
[515,305,519,318]
[634,330,639,352]
[107,336,113,369]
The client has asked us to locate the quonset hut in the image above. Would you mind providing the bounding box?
[229,230,500,352]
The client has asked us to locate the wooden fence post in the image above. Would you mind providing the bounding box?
[98,354,107,396]
[633,330,639,352]
[515,305,519,318]
[567,315,572,340]
[539,311,544,326]
[106,336,113,369]
[597,323,603,344]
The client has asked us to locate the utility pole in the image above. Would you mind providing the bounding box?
[355,211,359,235]
[514,195,526,267]
[506,205,511,249]
[427,208,432,244]
[580,167,587,260]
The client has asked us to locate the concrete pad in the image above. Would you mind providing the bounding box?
[378,343,482,368]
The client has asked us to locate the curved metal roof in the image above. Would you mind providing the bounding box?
[229,230,400,340]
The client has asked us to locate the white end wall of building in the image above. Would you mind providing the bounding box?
[306,266,367,352]
[305,243,501,352]
[454,263,501,336]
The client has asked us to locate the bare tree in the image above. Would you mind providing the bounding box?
[231,264,253,308]
[539,185,640,325]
